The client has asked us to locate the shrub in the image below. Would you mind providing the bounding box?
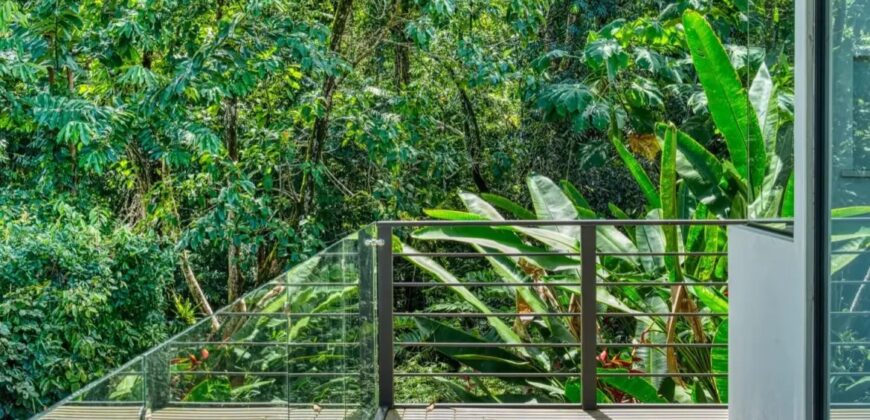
[0,196,174,418]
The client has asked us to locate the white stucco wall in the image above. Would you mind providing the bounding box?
[728,226,805,420]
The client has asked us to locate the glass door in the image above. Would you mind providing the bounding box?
[824,0,870,415]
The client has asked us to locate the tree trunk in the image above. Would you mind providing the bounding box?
[223,97,245,305]
[454,78,489,193]
[180,251,220,331]
[392,0,411,89]
[161,162,220,330]
[299,0,355,214]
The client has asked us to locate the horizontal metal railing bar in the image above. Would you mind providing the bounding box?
[63,401,145,406]
[395,342,725,348]
[282,282,360,286]
[828,372,870,376]
[214,312,358,317]
[165,402,362,408]
[831,341,870,346]
[395,372,583,378]
[831,312,870,316]
[599,282,725,287]
[172,371,357,377]
[393,282,584,287]
[392,403,728,409]
[379,218,791,227]
[395,342,584,348]
[830,281,870,285]
[598,342,726,348]
[600,252,727,257]
[397,252,582,258]
[394,372,726,378]
[598,373,726,378]
[169,341,361,347]
[829,402,870,408]
[392,312,726,318]
[391,281,726,287]
[395,251,727,258]
[603,312,727,317]
[393,312,584,317]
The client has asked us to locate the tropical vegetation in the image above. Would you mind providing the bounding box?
[4,0,864,417]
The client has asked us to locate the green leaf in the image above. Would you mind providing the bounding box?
[411,226,581,271]
[536,83,594,119]
[559,180,593,211]
[749,63,780,155]
[655,124,730,216]
[584,39,629,81]
[460,191,578,251]
[599,368,666,403]
[608,203,630,220]
[459,192,505,220]
[610,130,661,209]
[183,378,231,402]
[413,318,533,374]
[832,206,870,218]
[565,379,581,403]
[712,320,729,402]
[636,209,666,273]
[689,282,728,313]
[481,193,536,220]
[683,10,766,199]
[424,209,489,221]
[527,175,581,239]
[781,174,795,217]
[401,242,524,345]
[660,123,681,282]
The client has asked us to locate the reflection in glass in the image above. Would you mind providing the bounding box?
[36,227,379,419]
[827,0,870,414]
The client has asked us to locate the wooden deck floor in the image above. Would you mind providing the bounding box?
[38,405,870,419]
[388,408,728,419]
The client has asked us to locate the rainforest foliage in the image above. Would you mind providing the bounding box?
[0,0,799,417]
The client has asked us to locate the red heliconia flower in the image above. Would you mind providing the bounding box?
[200,348,209,361]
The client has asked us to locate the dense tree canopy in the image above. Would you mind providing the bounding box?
[0,0,797,417]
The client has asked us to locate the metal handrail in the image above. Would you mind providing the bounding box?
[35,219,796,419]
[374,218,787,411]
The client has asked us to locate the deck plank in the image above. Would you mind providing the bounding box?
[38,405,870,419]
[389,408,728,419]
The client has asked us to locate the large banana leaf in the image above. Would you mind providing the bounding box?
[711,320,728,402]
[457,192,578,251]
[399,242,524,347]
[480,192,536,220]
[527,174,583,239]
[683,10,766,199]
[660,124,681,280]
[559,180,593,211]
[411,226,581,271]
[413,318,537,375]
[656,123,731,216]
[636,209,666,274]
[459,191,505,220]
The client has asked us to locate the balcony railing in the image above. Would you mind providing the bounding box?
[35,219,791,419]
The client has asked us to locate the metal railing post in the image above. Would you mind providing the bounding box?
[580,224,597,411]
[376,223,394,409]
[358,229,376,413]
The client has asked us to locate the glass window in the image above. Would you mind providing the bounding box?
[825,0,870,415]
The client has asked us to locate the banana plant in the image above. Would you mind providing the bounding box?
[609,10,793,219]
[610,10,870,267]
[398,170,727,404]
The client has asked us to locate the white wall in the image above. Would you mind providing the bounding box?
[728,226,805,420]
